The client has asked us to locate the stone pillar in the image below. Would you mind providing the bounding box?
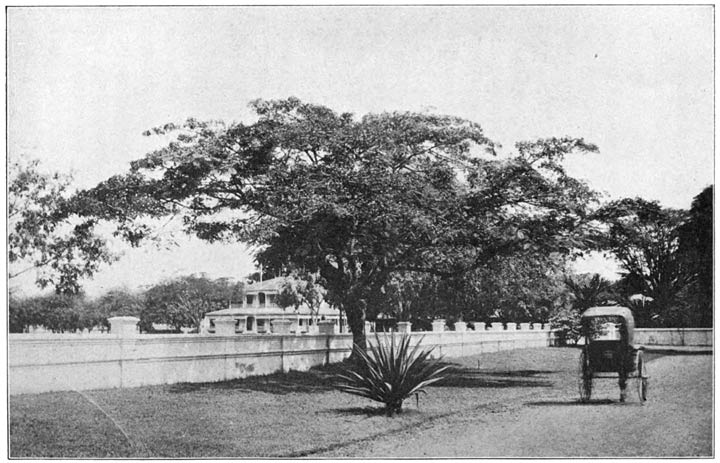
[213,318,236,336]
[506,322,517,331]
[519,323,531,330]
[491,322,504,331]
[397,321,412,334]
[318,320,336,335]
[272,319,293,334]
[108,316,140,337]
[473,322,487,331]
[432,319,446,332]
[453,321,467,332]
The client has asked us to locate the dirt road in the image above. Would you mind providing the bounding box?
[317,353,713,458]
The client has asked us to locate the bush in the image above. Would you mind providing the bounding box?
[549,306,582,345]
[334,333,450,416]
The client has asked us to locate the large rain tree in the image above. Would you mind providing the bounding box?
[75,98,598,356]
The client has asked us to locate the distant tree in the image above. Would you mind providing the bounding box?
[84,288,145,331]
[9,296,41,333]
[593,198,694,325]
[9,293,88,333]
[75,98,599,358]
[383,253,569,325]
[142,275,243,332]
[8,157,114,295]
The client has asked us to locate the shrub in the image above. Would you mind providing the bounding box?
[549,305,582,345]
[334,333,450,416]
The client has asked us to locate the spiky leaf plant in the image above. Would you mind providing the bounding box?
[335,333,450,416]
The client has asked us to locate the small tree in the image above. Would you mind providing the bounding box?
[549,273,616,345]
[277,272,327,327]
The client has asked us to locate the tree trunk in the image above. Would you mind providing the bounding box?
[344,300,367,362]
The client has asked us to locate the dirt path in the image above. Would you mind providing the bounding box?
[316,354,713,458]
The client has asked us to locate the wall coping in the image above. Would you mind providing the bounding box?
[635,328,712,331]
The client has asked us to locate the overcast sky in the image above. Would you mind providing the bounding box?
[7,6,714,297]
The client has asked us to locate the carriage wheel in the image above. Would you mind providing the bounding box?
[635,350,648,402]
[578,349,592,402]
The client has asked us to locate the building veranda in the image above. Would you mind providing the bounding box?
[201,277,347,335]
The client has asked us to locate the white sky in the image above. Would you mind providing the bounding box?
[6,6,714,296]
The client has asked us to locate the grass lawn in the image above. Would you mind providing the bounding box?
[9,347,655,458]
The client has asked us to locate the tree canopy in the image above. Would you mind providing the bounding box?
[677,185,713,326]
[9,157,114,294]
[142,274,244,332]
[592,195,708,326]
[76,97,599,354]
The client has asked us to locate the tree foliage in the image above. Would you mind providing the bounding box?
[593,197,697,325]
[9,157,114,294]
[141,275,244,332]
[10,293,90,333]
[366,253,569,327]
[276,272,327,324]
[75,98,599,354]
[549,273,616,344]
[676,185,713,326]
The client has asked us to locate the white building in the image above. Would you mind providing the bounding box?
[201,277,347,334]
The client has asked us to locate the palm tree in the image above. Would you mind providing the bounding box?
[564,273,615,311]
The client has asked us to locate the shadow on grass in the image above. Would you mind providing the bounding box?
[432,365,555,389]
[167,363,346,395]
[525,399,643,407]
[167,361,557,394]
[324,406,396,417]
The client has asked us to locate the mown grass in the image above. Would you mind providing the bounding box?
[8,347,615,458]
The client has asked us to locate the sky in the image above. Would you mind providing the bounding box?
[6,6,714,297]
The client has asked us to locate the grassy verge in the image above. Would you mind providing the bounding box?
[8,347,618,458]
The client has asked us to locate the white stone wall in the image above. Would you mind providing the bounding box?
[9,325,551,395]
[634,328,713,346]
[369,328,553,359]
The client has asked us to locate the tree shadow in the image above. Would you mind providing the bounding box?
[166,363,345,395]
[525,399,643,406]
[431,365,555,389]
[166,361,558,395]
[324,406,396,417]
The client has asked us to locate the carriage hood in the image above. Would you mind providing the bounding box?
[581,306,635,344]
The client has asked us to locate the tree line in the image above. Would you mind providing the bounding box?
[9,274,244,334]
[8,98,712,356]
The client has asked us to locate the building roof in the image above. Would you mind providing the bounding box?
[244,277,285,293]
[581,306,634,320]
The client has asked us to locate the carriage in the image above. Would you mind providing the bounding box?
[577,306,648,403]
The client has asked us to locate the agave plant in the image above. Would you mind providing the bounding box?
[335,333,450,416]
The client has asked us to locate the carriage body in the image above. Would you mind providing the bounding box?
[582,306,636,374]
[578,306,647,402]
